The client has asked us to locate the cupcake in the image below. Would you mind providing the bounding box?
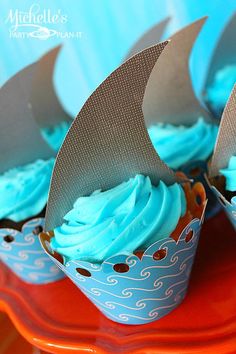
[204,13,236,118]
[148,118,218,171]
[141,18,219,218]
[0,47,71,284]
[40,40,206,325]
[208,84,236,230]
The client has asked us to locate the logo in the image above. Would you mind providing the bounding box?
[5,4,82,40]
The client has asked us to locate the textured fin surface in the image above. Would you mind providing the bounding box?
[204,13,236,90]
[209,84,236,177]
[143,17,211,126]
[31,45,72,127]
[45,42,182,231]
[0,62,54,173]
[41,216,204,324]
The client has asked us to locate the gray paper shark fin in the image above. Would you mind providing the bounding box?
[209,84,236,177]
[0,61,54,174]
[124,17,170,61]
[143,17,211,126]
[45,41,183,231]
[30,45,72,127]
[204,12,236,92]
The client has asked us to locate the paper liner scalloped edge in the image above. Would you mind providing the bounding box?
[0,217,64,284]
[40,215,204,325]
[40,179,206,324]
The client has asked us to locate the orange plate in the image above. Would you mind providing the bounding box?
[0,313,48,354]
[0,212,236,354]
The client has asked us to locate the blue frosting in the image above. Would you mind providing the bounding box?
[41,121,71,151]
[148,118,218,170]
[0,159,54,222]
[205,65,236,117]
[220,155,236,192]
[50,174,186,263]
[0,122,70,223]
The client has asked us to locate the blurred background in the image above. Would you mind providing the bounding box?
[0,0,235,118]
[0,0,236,352]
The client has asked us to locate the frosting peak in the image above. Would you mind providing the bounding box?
[0,121,71,223]
[148,118,218,170]
[51,175,186,263]
[205,65,236,117]
[220,155,236,192]
[0,158,54,222]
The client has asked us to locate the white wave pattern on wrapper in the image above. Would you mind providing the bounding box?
[174,285,188,302]
[50,218,202,324]
[13,257,52,270]
[211,186,236,230]
[0,218,63,284]
[90,288,133,298]
[1,253,28,261]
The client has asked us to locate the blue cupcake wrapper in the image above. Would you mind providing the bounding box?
[0,217,64,284]
[41,217,204,325]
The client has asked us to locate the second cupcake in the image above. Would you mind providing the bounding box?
[0,47,71,284]
[40,40,206,325]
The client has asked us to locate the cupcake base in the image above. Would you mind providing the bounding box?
[0,210,64,284]
[40,179,206,324]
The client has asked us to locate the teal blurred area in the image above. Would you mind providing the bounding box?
[0,0,235,117]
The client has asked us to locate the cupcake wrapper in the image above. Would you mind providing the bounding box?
[210,186,236,230]
[180,160,221,219]
[41,217,204,325]
[0,218,64,284]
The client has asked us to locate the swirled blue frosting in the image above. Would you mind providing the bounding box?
[205,65,236,117]
[41,121,71,151]
[220,155,236,192]
[50,174,186,263]
[148,118,218,170]
[0,158,54,222]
